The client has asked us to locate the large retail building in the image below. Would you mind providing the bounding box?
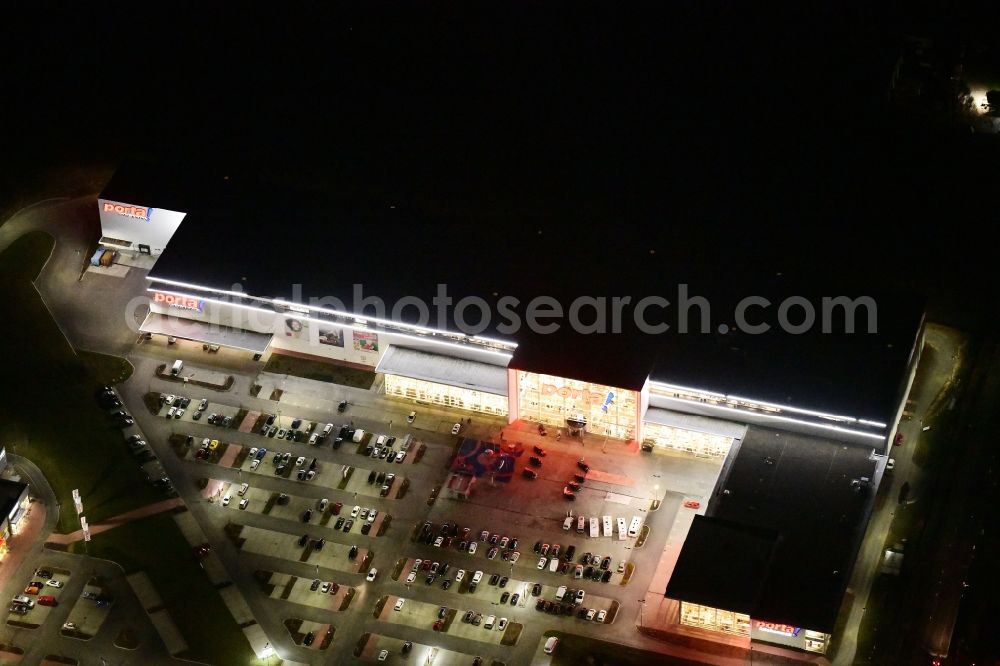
[98,160,925,654]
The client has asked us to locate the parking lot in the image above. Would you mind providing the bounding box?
[58,577,115,639]
[140,354,726,665]
[375,594,519,646]
[236,523,370,571]
[264,572,354,611]
[6,566,72,629]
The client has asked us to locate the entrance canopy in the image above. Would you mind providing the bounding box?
[139,313,273,353]
[376,346,508,395]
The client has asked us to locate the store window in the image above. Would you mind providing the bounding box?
[641,422,734,458]
[384,375,508,416]
[516,371,636,440]
[679,601,750,637]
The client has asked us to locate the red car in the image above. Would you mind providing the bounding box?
[433,619,444,631]
[683,500,701,509]
[332,502,343,515]
[893,433,904,446]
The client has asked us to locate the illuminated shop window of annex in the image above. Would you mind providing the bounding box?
[517,371,636,439]
[680,601,751,637]
[384,374,508,416]
[641,422,735,458]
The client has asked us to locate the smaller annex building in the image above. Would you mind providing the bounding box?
[0,478,30,559]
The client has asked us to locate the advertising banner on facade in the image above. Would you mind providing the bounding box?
[353,331,379,352]
[319,327,345,347]
[283,318,308,341]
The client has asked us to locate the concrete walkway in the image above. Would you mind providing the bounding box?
[46,497,184,545]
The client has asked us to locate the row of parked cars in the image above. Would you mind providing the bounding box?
[459,608,509,631]
[533,540,619,582]
[161,393,210,421]
[366,470,398,497]
[98,385,133,426]
[9,568,63,614]
[535,594,607,622]
[244,446,322,481]
[257,414,328,444]
[99,386,175,497]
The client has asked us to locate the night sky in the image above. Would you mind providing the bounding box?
[4,2,999,318]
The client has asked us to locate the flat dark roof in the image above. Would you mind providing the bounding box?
[667,426,878,632]
[132,161,923,418]
[665,515,780,616]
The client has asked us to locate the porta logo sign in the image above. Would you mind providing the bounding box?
[153,292,204,313]
[541,384,612,407]
[103,201,152,221]
[755,622,801,637]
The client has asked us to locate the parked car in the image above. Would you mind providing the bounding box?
[407,411,416,423]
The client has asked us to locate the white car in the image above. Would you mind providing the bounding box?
[537,557,547,570]
[395,450,406,463]
[238,483,249,496]
[296,456,306,467]
[319,498,329,511]
[394,598,405,611]
[596,609,607,622]
[360,508,369,520]
[468,542,478,555]
[406,571,417,584]
[367,568,378,582]
[239,498,249,510]
[367,510,378,524]
[166,406,176,418]
[249,447,258,457]
[175,408,185,419]
[434,536,444,547]
[576,589,586,603]
[455,569,466,582]
[407,411,416,423]
[164,394,176,406]
[250,459,260,470]
[351,505,361,518]
[379,650,389,662]
[586,608,596,621]
[472,570,483,583]
[510,551,520,563]
[413,559,423,571]
[222,494,232,506]
[198,398,208,411]
[497,617,508,631]
[451,422,462,435]
[45,580,64,588]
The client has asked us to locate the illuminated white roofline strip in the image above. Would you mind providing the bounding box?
[147,288,515,360]
[652,394,887,441]
[726,394,868,425]
[148,276,518,349]
[650,380,885,430]
[149,276,248,298]
[650,380,728,398]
